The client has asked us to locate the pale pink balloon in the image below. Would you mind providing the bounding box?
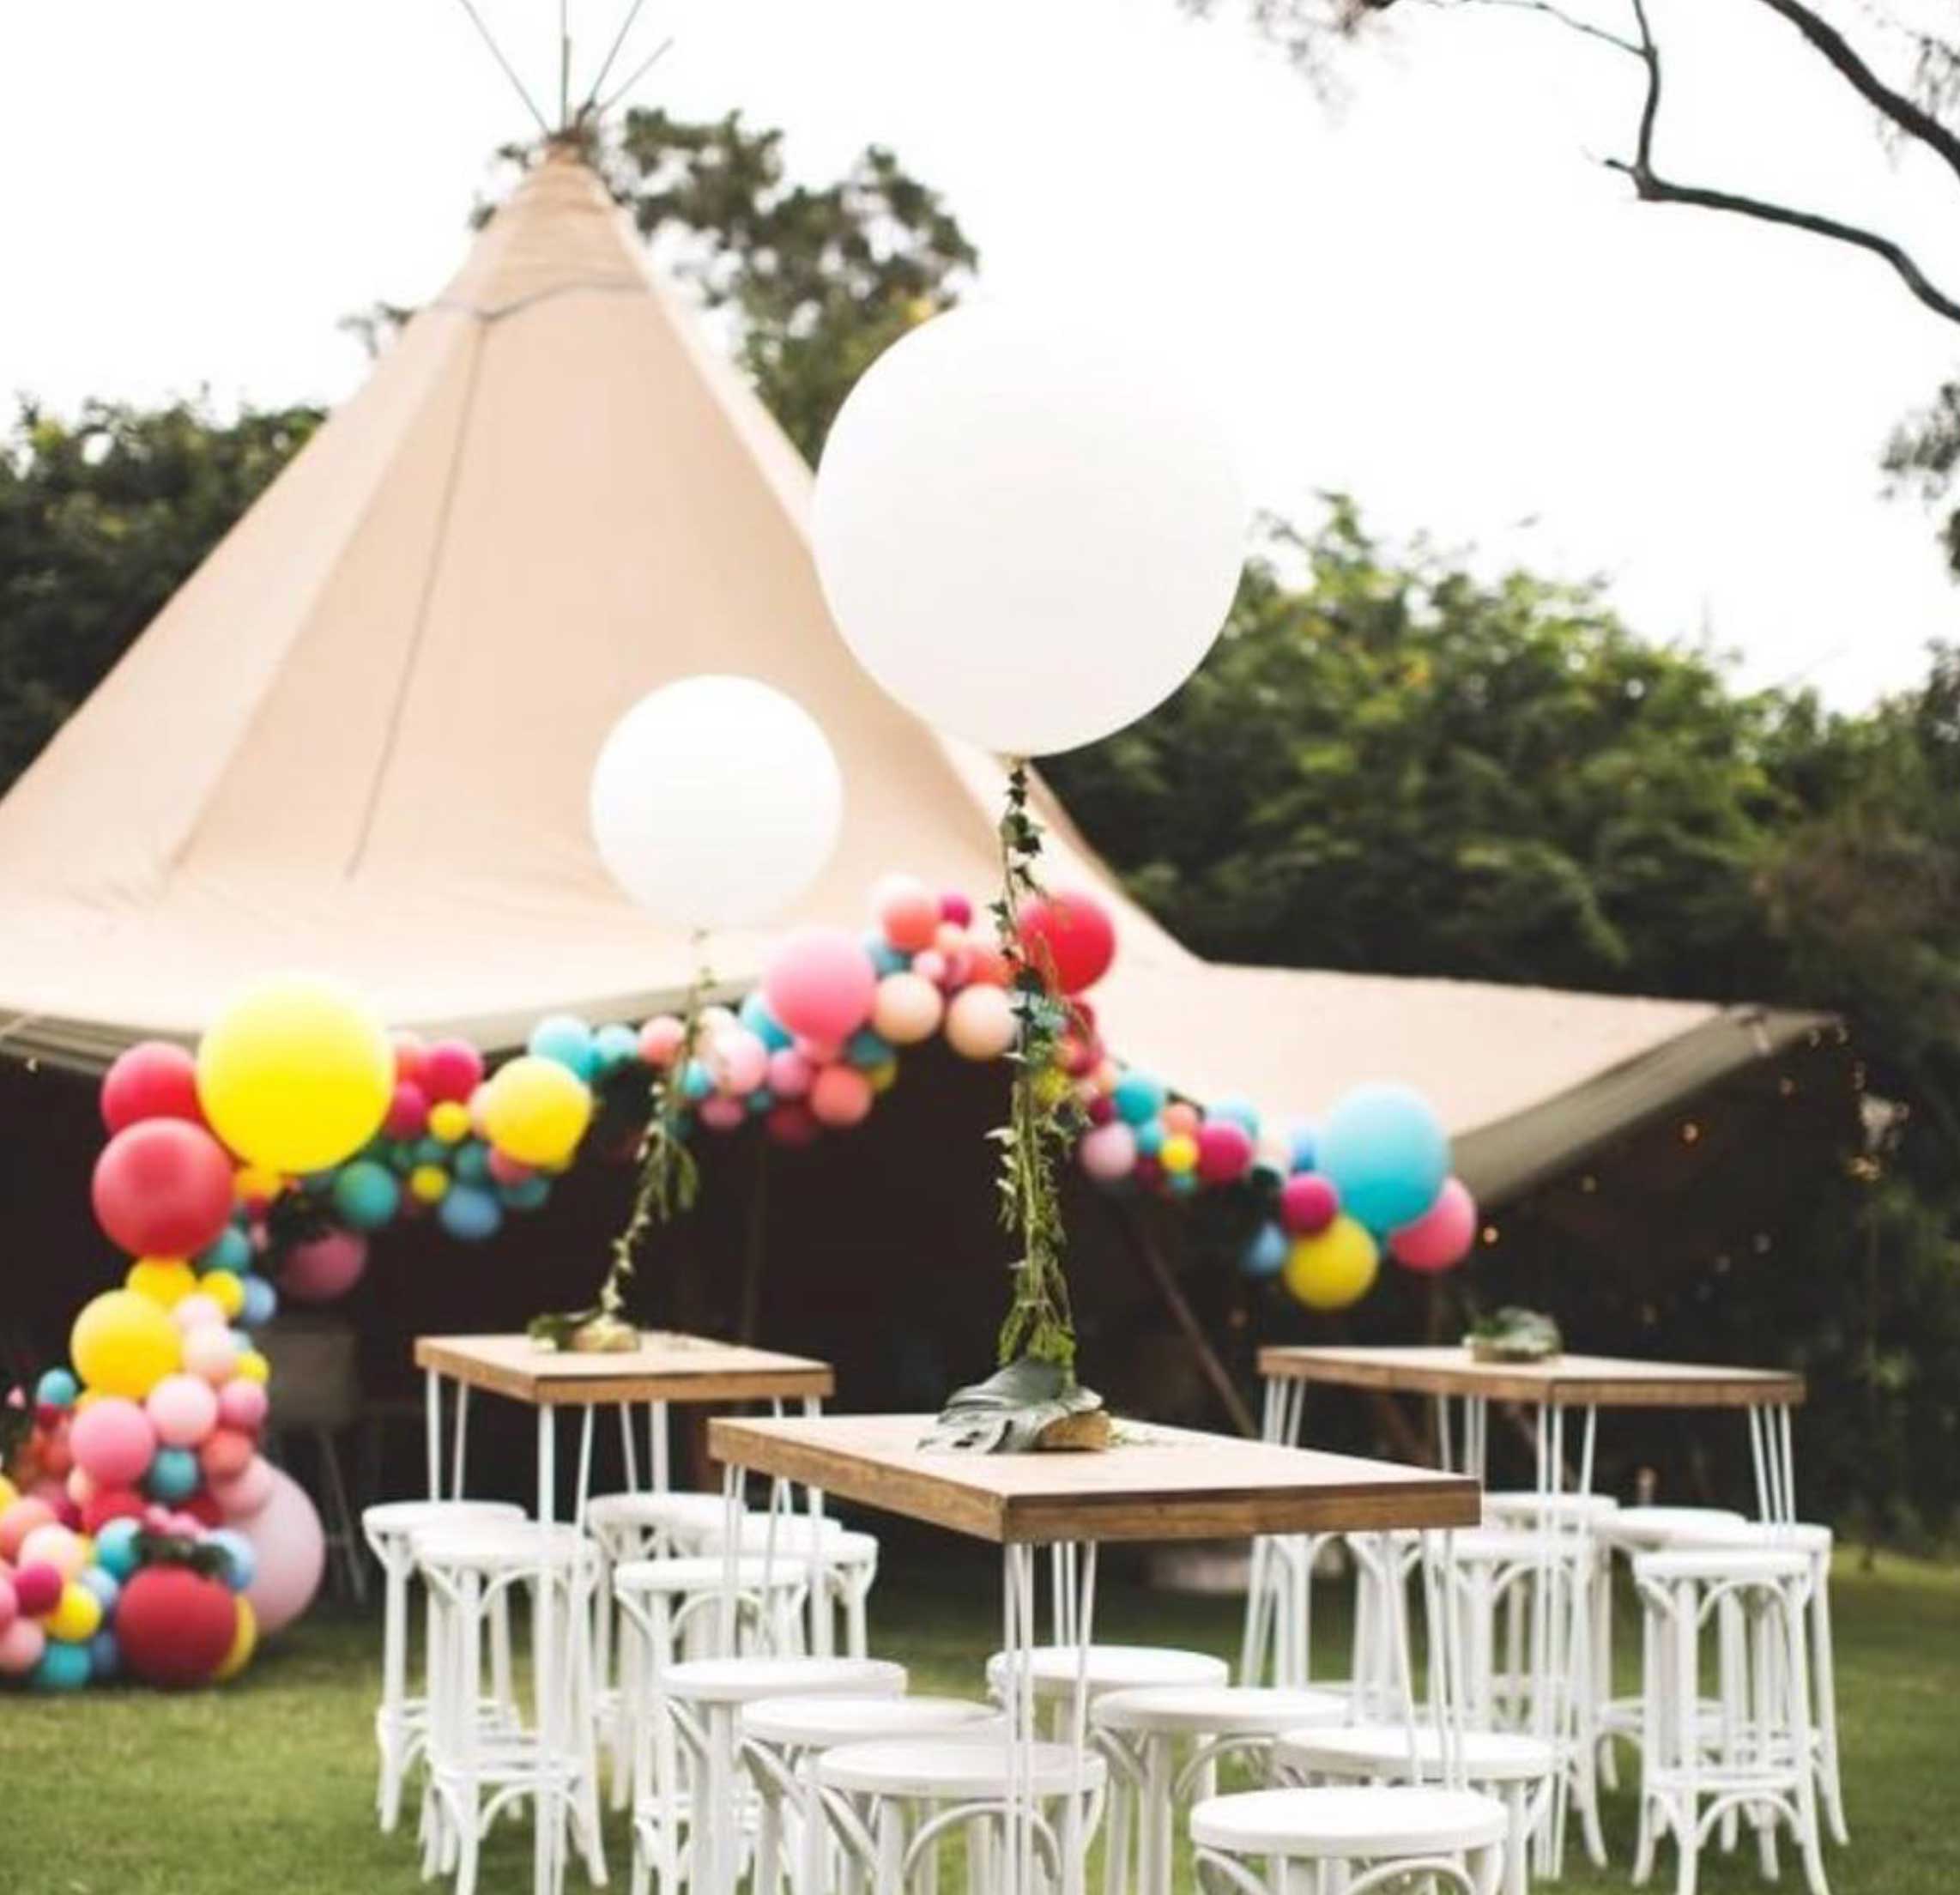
[240,1465,326,1636]
[214,1455,275,1521]
[698,1095,746,1132]
[808,1064,874,1129]
[0,1617,46,1676]
[147,1372,221,1450]
[763,928,878,1044]
[912,948,948,988]
[1078,1121,1138,1183]
[945,984,1018,1061]
[280,1229,368,1304]
[70,1396,157,1488]
[710,1027,769,1095]
[217,1378,269,1433]
[871,972,945,1046]
[638,1015,687,1067]
[172,1293,228,1335]
[765,1048,814,1099]
[1389,1177,1478,1274]
[183,1326,241,1385]
[20,1522,86,1581]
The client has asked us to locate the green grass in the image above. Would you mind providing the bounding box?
[2,1548,1954,1894]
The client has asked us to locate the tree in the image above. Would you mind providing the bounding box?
[1193,0,1960,572]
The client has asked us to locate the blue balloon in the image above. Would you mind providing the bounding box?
[1241,1222,1290,1279]
[1112,1072,1167,1127]
[845,1027,893,1069]
[439,1184,504,1243]
[147,1446,201,1503]
[529,1013,596,1079]
[1286,1121,1318,1174]
[739,992,792,1051]
[197,1226,253,1275]
[32,1639,93,1692]
[681,1059,714,1102]
[593,1021,641,1074]
[1134,1118,1166,1159]
[34,1366,78,1409]
[205,1529,257,1594]
[80,1565,121,1614]
[88,1630,122,1680]
[1318,1086,1449,1232]
[1212,1097,1261,1140]
[94,1518,142,1581]
[239,1274,278,1328]
[333,1159,402,1232]
[413,1134,451,1167]
[452,1139,493,1185]
[498,1174,552,1213]
[861,933,909,978]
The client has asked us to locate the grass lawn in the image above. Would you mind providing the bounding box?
[2,1545,1953,1894]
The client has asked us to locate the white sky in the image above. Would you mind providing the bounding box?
[2,0,1957,707]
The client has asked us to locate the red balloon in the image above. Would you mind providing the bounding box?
[390,1031,429,1087]
[100,1041,205,1135]
[91,1119,236,1257]
[82,1486,148,1535]
[1017,891,1117,995]
[763,1102,820,1148]
[384,1081,429,1140]
[115,1565,240,1687]
[422,1040,484,1105]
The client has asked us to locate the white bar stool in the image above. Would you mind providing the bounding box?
[742,1694,1001,1895]
[361,1498,525,1834]
[1190,1784,1509,1895]
[644,1654,907,1895]
[414,1519,608,1895]
[681,1511,882,1659]
[983,1643,1229,1726]
[816,1735,1107,1895]
[1277,1726,1553,1895]
[1630,1547,1829,1895]
[1092,1685,1346,1895]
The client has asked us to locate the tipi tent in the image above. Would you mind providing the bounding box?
[0,150,1821,1202]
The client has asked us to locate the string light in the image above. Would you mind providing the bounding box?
[1679,1119,1702,1145]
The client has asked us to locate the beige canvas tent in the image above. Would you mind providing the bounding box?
[0,150,1820,1202]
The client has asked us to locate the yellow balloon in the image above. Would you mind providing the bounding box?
[426,1099,471,1144]
[480,1056,593,1168]
[1159,1133,1199,1175]
[48,1581,102,1643]
[201,1268,246,1321]
[408,1164,451,1204]
[868,1062,898,1095]
[126,1257,197,1309]
[70,1291,183,1399]
[233,1350,271,1386]
[1284,1216,1380,1311]
[197,974,393,1173]
[0,1474,17,1512]
[215,1596,257,1683]
[233,1163,285,1205]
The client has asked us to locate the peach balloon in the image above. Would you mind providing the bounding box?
[945,984,1018,1061]
[871,972,944,1045]
[873,874,940,953]
[808,1064,874,1129]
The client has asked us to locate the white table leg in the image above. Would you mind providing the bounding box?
[426,1370,444,1499]
[535,1405,557,1895]
[802,1394,832,1657]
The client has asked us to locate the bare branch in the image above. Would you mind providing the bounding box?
[1462,0,1642,59]
[1606,0,1960,328]
[1748,0,1960,195]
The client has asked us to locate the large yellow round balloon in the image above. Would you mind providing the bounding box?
[1283,1216,1380,1312]
[215,1595,257,1683]
[70,1290,183,1399]
[480,1056,593,1168]
[197,975,393,1173]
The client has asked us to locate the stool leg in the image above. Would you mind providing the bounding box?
[1672,1579,1699,1895]
[874,1798,904,1895]
[378,1548,409,1831]
[1782,1582,1831,1895]
[1808,1554,1848,1846]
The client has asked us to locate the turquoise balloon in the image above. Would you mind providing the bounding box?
[1112,1072,1166,1127]
[1134,1118,1165,1159]
[1166,1169,1198,1197]
[498,1175,551,1213]
[439,1184,503,1243]
[845,1027,893,1069]
[453,1140,493,1184]
[739,993,792,1051]
[88,1631,122,1680]
[32,1639,93,1692]
[747,1088,775,1116]
[1241,1222,1289,1279]
[35,1366,77,1408]
[197,1226,253,1275]
[1318,1085,1448,1232]
[529,1013,596,1079]
[861,933,908,978]
[205,1529,257,1593]
[593,1021,640,1074]
[1212,1097,1261,1141]
[413,1134,451,1167]
[94,1518,142,1580]
[147,1446,200,1503]
[332,1159,402,1232]
[681,1059,714,1102]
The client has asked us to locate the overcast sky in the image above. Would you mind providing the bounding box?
[3,0,1957,707]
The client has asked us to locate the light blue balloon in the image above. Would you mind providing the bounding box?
[845,1027,893,1069]
[498,1175,551,1213]
[80,1565,121,1614]
[593,1021,641,1074]
[94,1518,142,1581]
[205,1529,257,1594]
[147,1446,200,1503]
[862,933,909,978]
[1241,1222,1290,1279]
[240,1274,278,1328]
[1286,1121,1318,1174]
[681,1059,714,1102]
[32,1639,93,1692]
[34,1366,77,1409]
[197,1226,253,1275]
[88,1631,122,1680]
[739,993,792,1051]
[1212,1097,1261,1141]
[1112,1072,1167,1127]
[529,1013,596,1079]
[439,1184,504,1243]
[333,1159,401,1232]
[1318,1086,1448,1232]
[1134,1118,1165,1159]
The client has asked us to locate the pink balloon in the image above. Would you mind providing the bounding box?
[698,1095,746,1132]
[939,891,973,927]
[384,1080,429,1140]
[1078,1121,1137,1182]
[1389,1176,1478,1274]
[763,929,878,1045]
[765,1048,814,1099]
[486,1147,534,1187]
[808,1064,874,1129]
[1279,1172,1340,1236]
[0,1571,15,1634]
[173,1293,228,1335]
[217,1377,269,1433]
[945,984,1017,1062]
[147,1373,221,1450]
[239,1465,325,1636]
[710,1028,769,1096]
[70,1396,157,1488]
[423,1039,485,1105]
[872,873,941,954]
[214,1455,275,1521]
[0,1617,45,1677]
[871,972,944,1046]
[638,1015,687,1069]
[279,1228,369,1304]
[1195,1120,1255,1184]
[199,1427,257,1482]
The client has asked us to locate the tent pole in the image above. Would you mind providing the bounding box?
[1103,1198,1255,1437]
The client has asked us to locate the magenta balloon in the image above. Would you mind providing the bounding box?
[1389,1176,1477,1273]
[279,1230,369,1305]
[1279,1172,1340,1237]
[766,1048,814,1099]
[239,1465,325,1636]
[1195,1119,1254,1184]
[762,928,878,1045]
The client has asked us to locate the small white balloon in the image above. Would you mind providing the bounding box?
[812,305,1246,756]
[590,675,844,931]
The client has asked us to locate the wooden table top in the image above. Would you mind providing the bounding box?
[414,1332,835,1408]
[707,1411,1481,1545]
[1256,1345,1805,1409]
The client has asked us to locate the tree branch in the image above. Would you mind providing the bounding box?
[1606,0,1960,328]
[1747,0,1960,196]
[1461,0,1641,59]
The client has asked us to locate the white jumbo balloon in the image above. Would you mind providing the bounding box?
[590,675,844,930]
[812,306,1246,756]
